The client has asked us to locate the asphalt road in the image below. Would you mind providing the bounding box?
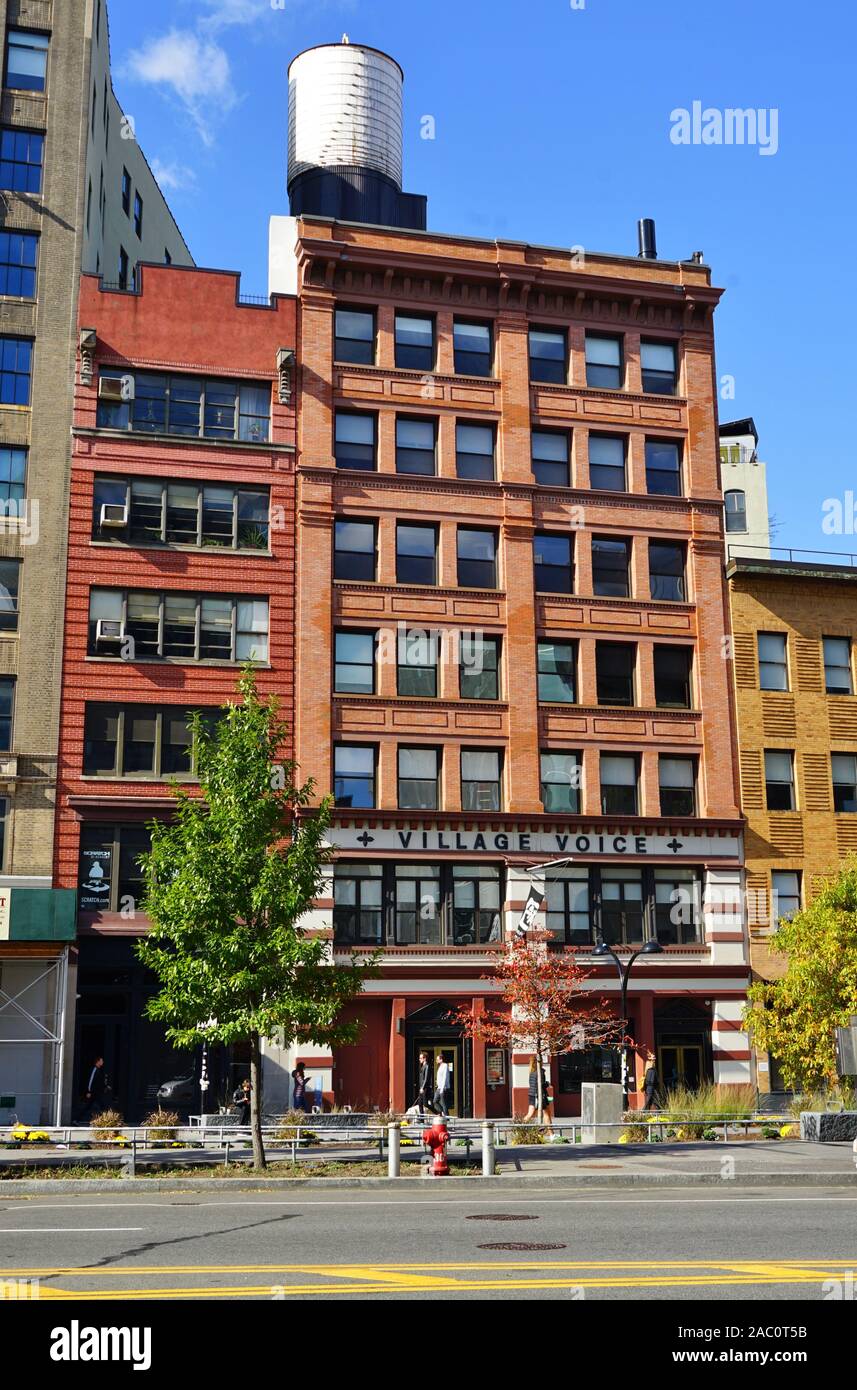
[2,1185,857,1300]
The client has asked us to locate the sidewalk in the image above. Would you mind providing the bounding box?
[1,1139,854,1191]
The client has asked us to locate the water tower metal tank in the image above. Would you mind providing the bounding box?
[286,39,426,229]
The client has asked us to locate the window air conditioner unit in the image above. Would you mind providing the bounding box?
[95,619,125,645]
[99,502,128,528]
[98,374,135,402]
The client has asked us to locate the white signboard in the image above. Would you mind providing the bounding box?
[0,890,9,940]
[330,826,740,859]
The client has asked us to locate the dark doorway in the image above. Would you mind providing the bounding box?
[654,998,713,1093]
[404,1000,471,1117]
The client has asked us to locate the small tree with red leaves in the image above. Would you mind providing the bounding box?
[451,933,622,1121]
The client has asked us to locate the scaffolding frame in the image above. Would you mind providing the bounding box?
[0,951,68,1126]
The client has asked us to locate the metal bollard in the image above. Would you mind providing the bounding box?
[224,1140,230,1167]
[387,1123,401,1178]
[482,1122,495,1177]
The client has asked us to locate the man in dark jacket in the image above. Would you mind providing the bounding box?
[642,1052,660,1110]
[233,1078,251,1124]
[81,1056,106,1121]
[415,1050,435,1115]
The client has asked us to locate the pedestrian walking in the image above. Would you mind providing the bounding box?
[523,1058,554,1135]
[433,1053,451,1116]
[642,1051,660,1111]
[291,1062,311,1114]
[415,1050,435,1115]
[232,1078,251,1123]
[80,1056,106,1122]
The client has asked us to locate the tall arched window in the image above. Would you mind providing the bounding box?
[724,489,747,532]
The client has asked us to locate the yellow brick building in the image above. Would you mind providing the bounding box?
[727,554,857,1090]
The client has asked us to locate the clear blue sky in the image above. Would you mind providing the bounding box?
[107,0,856,555]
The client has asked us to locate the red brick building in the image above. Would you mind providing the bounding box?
[269,207,750,1117]
[56,264,296,1119]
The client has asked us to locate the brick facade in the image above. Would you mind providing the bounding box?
[282,217,750,1117]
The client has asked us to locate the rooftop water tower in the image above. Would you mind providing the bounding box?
[287,37,427,229]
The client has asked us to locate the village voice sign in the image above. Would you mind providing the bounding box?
[330,826,740,858]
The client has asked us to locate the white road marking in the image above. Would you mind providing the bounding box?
[0,1226,145,1233]
[1,1192,855,1211]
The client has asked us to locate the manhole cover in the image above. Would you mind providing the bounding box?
[466,1213,538,1222]
[477,1242,566,1252]
[579,1163,622,1169]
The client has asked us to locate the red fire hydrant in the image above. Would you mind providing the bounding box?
[422,1117,450,1177]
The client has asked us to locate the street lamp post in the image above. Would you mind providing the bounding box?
[592,938,664,1109]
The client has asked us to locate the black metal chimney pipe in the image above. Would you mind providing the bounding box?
[637,218,657,259]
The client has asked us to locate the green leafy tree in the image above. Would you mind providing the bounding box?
[137,670,376,1169]
[745,859,857,1090]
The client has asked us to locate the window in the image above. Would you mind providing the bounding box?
[133,192,143,239]
[600,866,644,942]
[645,439,682,496]
[824,637,853,695]
[534,532,573,594]
[641,340,677,395]
[540,751,580,813]
[531,430,569,487]
[334,631,375,694]
[832,754,857,813]
[528,327,566,384]
[333,744,376,808]
[600,754,638,815]
[118,247,129,291]
[97,370,271,443]
[545,868,590,944]
[83,704,215,778]
[596,642,635,706]
[334,520,376,582]
[758,632,788,691]
[537,640,576,703]
[5,31,48,92]
[78,824,152,914]
[456,422,495,480]
[164,248,172,266]
[591,537,630,597]
[395,863,442,943]
[335,411,376,470]
[87,589,269,662]
[649,542,686,602]
[92,476,270,550]
[87,179,92,233]
[0,447,26,506]
[394,313,434,371]
[585,334,623,389]
[0,129,43,193]
[398,747,439,810]
[771,870,801,922]
[457,528,497,588]
[764,751,795,811]
[559,1047,621,1092]
[397,523,436,585]
[334,307,375,364]
[397,628,438,696]
[0,558,20,630]
[0,337,32,404]
[588,434,626,491]
[454,320,492,377]
[654,869,701,945]
[659,757,696,817]
[121,168,131,215]
[724,489,747,533]
[0,678,13,751]
[0,231,37,299]
[396,416,435,475]
[461,749,502,812]
[452,865,501,944]
[460,634,500,700]
[654,645,693,708]
[333,863,383,944]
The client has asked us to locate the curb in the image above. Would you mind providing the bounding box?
[1,1171,855,1194]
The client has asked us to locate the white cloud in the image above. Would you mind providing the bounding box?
[150,158,198,196]
[124,29,236,146]
[197,0,271,29]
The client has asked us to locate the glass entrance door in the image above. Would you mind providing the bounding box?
[658,1041,704,1091]
[414,1042,461,1116]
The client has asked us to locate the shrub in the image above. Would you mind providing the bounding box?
[621,1122,649,1142]
[272,1110,318,1145]
[89,1109,127,1142]
[141,1109,182,1147]
[761,1125,782,1139]
[702,1127,718,1141]
[508,1115,548,1144]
